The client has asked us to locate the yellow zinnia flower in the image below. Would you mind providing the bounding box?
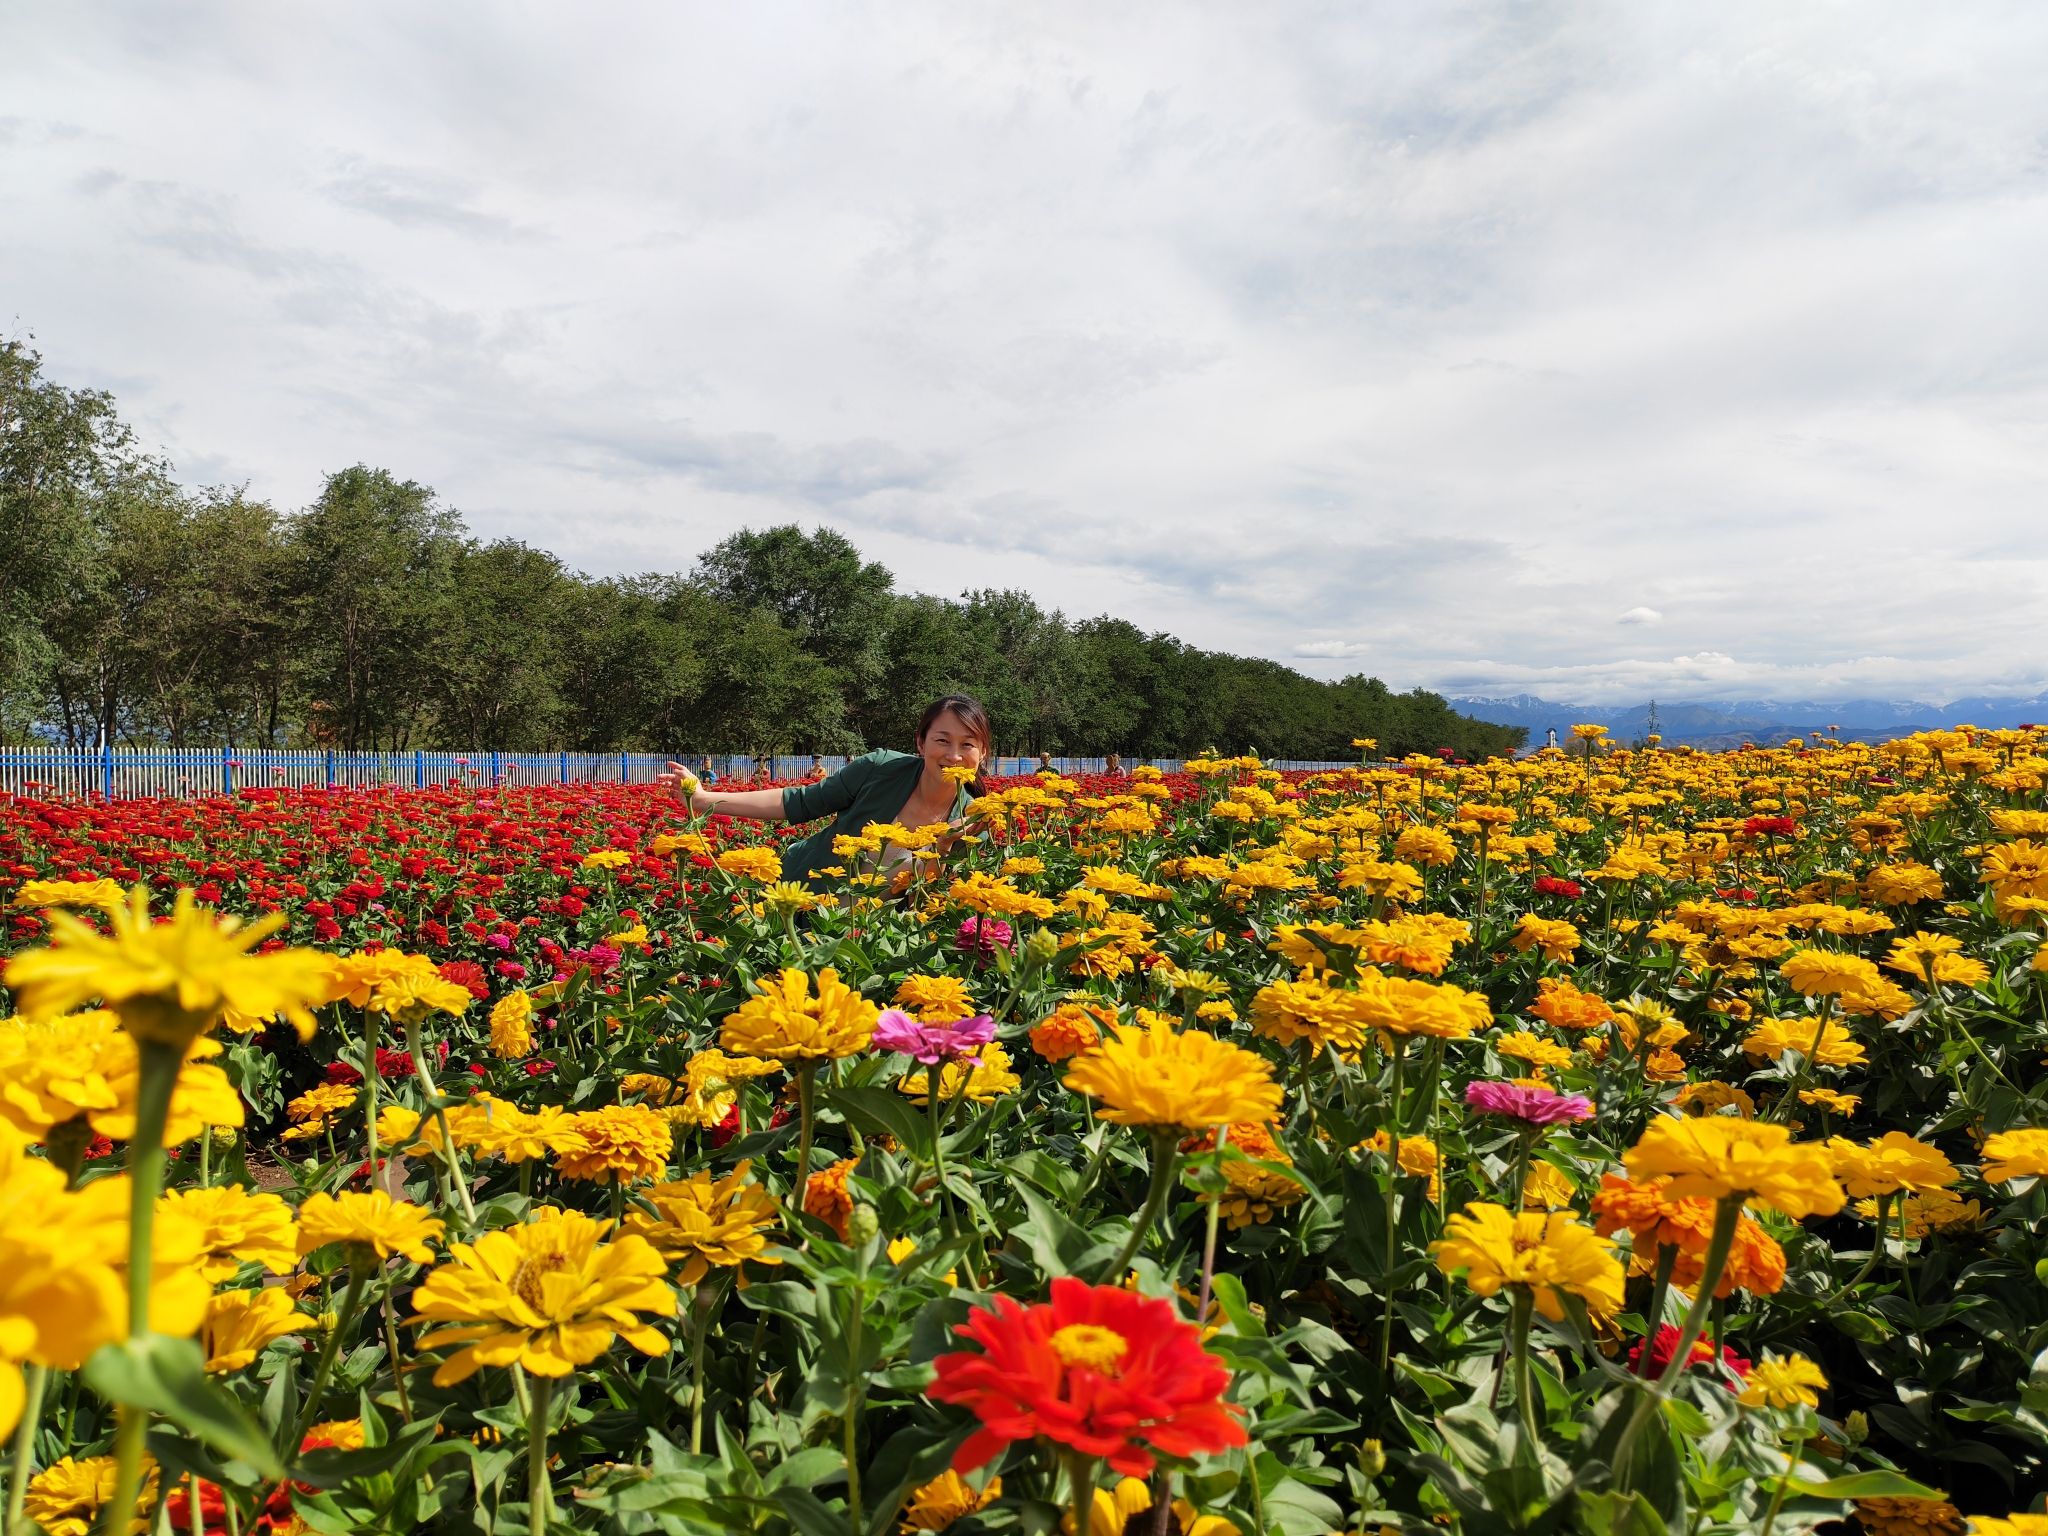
[554,1104,674,1184]
[410,1207,675,1385]
[1623,1117,1845,1218]
[1825,1132,1958,1198]
[0,1127,131,1436]
[1778,949,1884,998]
[1063,1016,1283,1131]
[6,886,330,1047]
[623,1162,783,1285]
[23,1454,153,1536]
[0,1011,244,1146]
[1980,1128,2048,1182]
[200,1287,306,1373]
[1430,1201,1624,1321]
[902,1470,1001,1531]
[9,878,126,912]
[160,1184,297,1281]
[296,1190,445,1265]
[720,968,878,1062]
[488,990,534,1058]
[1737,1351,1829,1409]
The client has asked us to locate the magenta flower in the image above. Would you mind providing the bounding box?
[954,916,1014,967]
[1464,1079,1594,1127]
[872,1008,998,1066]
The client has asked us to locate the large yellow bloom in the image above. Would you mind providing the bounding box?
[897,1041,1021,1105]
[1778,949,1883,998]
[1738,1351,1829,1409]
[720,968,878,1062]
[623,1163,783,1285]
[1739,1014,1865,1068]
[200,1287,305,1373]
[460,1100,590,1164]
[1249,975,1367,1053]
[902,1470,1002,1532]
[1063,1016,1283,1131]
[0,1011,243,1145]
[1430,1202,1625,1320]
[296,1190,445,1265]
[488,990,534,1058]
[624,1050,781,1129]
[1825,1133,1958,1198]
[160,1184,297,1280]
[1351,969,1494,1040]
[10,878,126,912]
[0,1126,129,1437]
[554,1104,673,1184]
[23,1454,153,1536]
[410,1207,675,1385]
[1623,1118,1845,1218]
[1979,1128,2048,1183]
[6,887,330,1046]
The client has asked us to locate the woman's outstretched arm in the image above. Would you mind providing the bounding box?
[657,761,790,822]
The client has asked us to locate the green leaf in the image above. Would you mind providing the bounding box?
[83,1334,286,1480]
[1775,1470,1945,1499]
[1578,1490,1671,1536]
[825,1085,934,1161]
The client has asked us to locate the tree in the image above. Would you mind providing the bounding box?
[693,526,894,703]
[284,466,461,750]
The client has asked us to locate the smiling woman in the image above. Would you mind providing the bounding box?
[657,695,993,888]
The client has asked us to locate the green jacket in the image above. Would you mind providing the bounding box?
[777,750,971,888]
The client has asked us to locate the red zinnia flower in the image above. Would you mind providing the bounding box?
[929,1277,1246,1477]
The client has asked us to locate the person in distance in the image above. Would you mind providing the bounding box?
[658,695,991,889]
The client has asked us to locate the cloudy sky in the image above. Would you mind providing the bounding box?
[6,2,2047,705]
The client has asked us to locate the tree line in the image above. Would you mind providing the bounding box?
[0,337,1525,761]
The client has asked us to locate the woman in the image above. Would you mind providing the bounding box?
[659,695,991,888]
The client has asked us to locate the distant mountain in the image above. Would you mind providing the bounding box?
[1448,693,2048,748]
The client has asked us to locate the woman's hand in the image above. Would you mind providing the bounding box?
[658,761,703,808]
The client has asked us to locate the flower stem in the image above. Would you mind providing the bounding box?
[1614,1196,1741,1492]
[1756,1427,1808,1536]
[1378,1037,1408,1373]
[1066,1452,1097,1536]
[527,1375,553,1536]
[1822,1192,1892,1307]
[1634,1245,1677,1376]
[788,1064,819,1233]
[1101,1131,1179,1282]
[688,1274,729,1455]
[5,1364,51,1527]
[363,1009,380,1184]
[1509,1287,1540,1448]
[290,1259,370,1449]
[105,1033,182,1531]
[1196,1127,1230,1326]
[927,1062,960,1244]
[404,1016,476,1224]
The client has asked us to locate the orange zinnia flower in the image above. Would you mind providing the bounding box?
[1589,1173,1785,1297]
[929,1277,1246,1477]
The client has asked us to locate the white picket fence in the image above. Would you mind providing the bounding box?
[0,747,1361,802]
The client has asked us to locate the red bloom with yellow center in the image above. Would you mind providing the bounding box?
[930,1277,1245,1477]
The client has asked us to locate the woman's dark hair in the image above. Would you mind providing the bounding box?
[916,695,994,796]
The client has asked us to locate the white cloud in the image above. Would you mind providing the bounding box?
[2,2,2046,704]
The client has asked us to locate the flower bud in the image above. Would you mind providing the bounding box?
[1843,1411,1868,1447]
[1025,928,1061,968]
[1357,1438,1386,1478]
[847,1203,880,1246]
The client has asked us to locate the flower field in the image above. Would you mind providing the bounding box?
[2,731,2047,1536]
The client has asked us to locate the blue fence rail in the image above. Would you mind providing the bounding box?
[0,749,1362,802]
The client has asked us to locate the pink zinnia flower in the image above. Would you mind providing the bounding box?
[1464,1079,1594,1127]
[872,1008,998,1065]
[955,916,1014,967]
